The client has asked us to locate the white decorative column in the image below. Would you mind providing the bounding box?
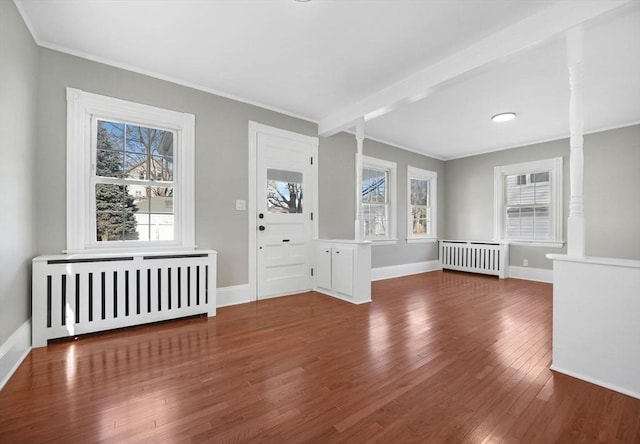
[354,117,365,241]
[566,26,585,257]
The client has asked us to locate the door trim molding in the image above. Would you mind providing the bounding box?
[248,122,319,301]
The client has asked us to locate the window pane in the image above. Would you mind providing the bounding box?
[410,178,428,206]
[534,177,550,204]
[534,206,550,240]
[135,213,150,241]
[97,121,125,178]
[506,206,549,239]
[95,184,138,242]
[506,207,521,238]
[520,207,535,238]
[151,155,173,182]
[125,152,147,180]
[97,121,124,151]
[363,168,387,204]
[131,186,174,241]
[411,206,428,235]
[124,125,174,181]
[148,214,175,241]
[267,168,303,214]
[96,149,124,178]
[363,203,387,237]
[96,120,174,182]
[506,171,550,206]
[532,172,549,183]
[505,174,521,205]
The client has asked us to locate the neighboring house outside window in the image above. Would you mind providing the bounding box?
[494,157,563,246]
[407,166,437,242]
[66,88,195,253]
[361,155,397,242]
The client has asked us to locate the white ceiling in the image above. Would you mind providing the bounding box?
[15,0,640,160]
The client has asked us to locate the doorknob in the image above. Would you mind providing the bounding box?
[259,225,266,231]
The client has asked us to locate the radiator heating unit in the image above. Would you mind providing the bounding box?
[32,250,216,347]
[440,240,508,279]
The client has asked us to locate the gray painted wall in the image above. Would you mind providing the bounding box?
[319,133,445,268]
[35,47,445,288]
[445,125,640,269]
[0,0,39,344]
[583,126,640,260]
[35,49,316,287]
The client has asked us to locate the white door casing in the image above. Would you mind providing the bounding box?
[248,122,318,300]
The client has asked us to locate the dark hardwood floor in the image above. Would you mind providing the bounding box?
[1,271,639,443]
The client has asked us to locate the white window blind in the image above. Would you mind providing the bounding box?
[505,171,550,240]
[494,157,563,246]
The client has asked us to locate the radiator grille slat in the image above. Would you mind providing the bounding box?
[440,241,508,278]
[32,252,216,347]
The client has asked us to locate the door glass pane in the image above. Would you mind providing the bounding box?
[267,168,303,213]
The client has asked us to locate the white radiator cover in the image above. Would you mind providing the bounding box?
[440,240,508,279]
[32,250,216,347]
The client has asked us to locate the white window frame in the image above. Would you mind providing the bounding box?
[361,155,397,243]
[406,166,437,243]
[66,88,195,253]
[494,157,563,247]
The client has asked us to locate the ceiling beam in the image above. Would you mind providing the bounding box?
[318,0,632,137]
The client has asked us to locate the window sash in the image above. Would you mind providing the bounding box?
[410,204,430,236]
[505,204,551,240]
[362,202,389,238]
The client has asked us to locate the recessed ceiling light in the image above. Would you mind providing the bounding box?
[492,112,517,123]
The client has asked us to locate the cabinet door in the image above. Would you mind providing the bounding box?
[316,246,332,290]
[332,248,354,296]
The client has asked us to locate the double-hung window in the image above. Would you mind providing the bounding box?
[361,155,396,241]
[407,166,437,241]
[494,157,563,246]
[66,88,195,253]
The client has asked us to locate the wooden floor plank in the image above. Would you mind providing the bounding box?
[1,271,638,443]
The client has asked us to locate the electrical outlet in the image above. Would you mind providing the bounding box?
[235,199,246,211]
[523,259,529,267]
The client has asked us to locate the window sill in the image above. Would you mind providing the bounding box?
[406,238,438,244]
[367,239,398,246]
[63,244,198,256]
[503,240,565,248]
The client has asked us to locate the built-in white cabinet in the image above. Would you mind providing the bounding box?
[315,240,371,304]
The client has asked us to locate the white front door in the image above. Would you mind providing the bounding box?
[251,123,317,300]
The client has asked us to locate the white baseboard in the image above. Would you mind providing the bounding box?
[217,284,252,308]
[550,364,640,400]
[372,260,441,281]
[508,266,553,283]
[0,320,31,390]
